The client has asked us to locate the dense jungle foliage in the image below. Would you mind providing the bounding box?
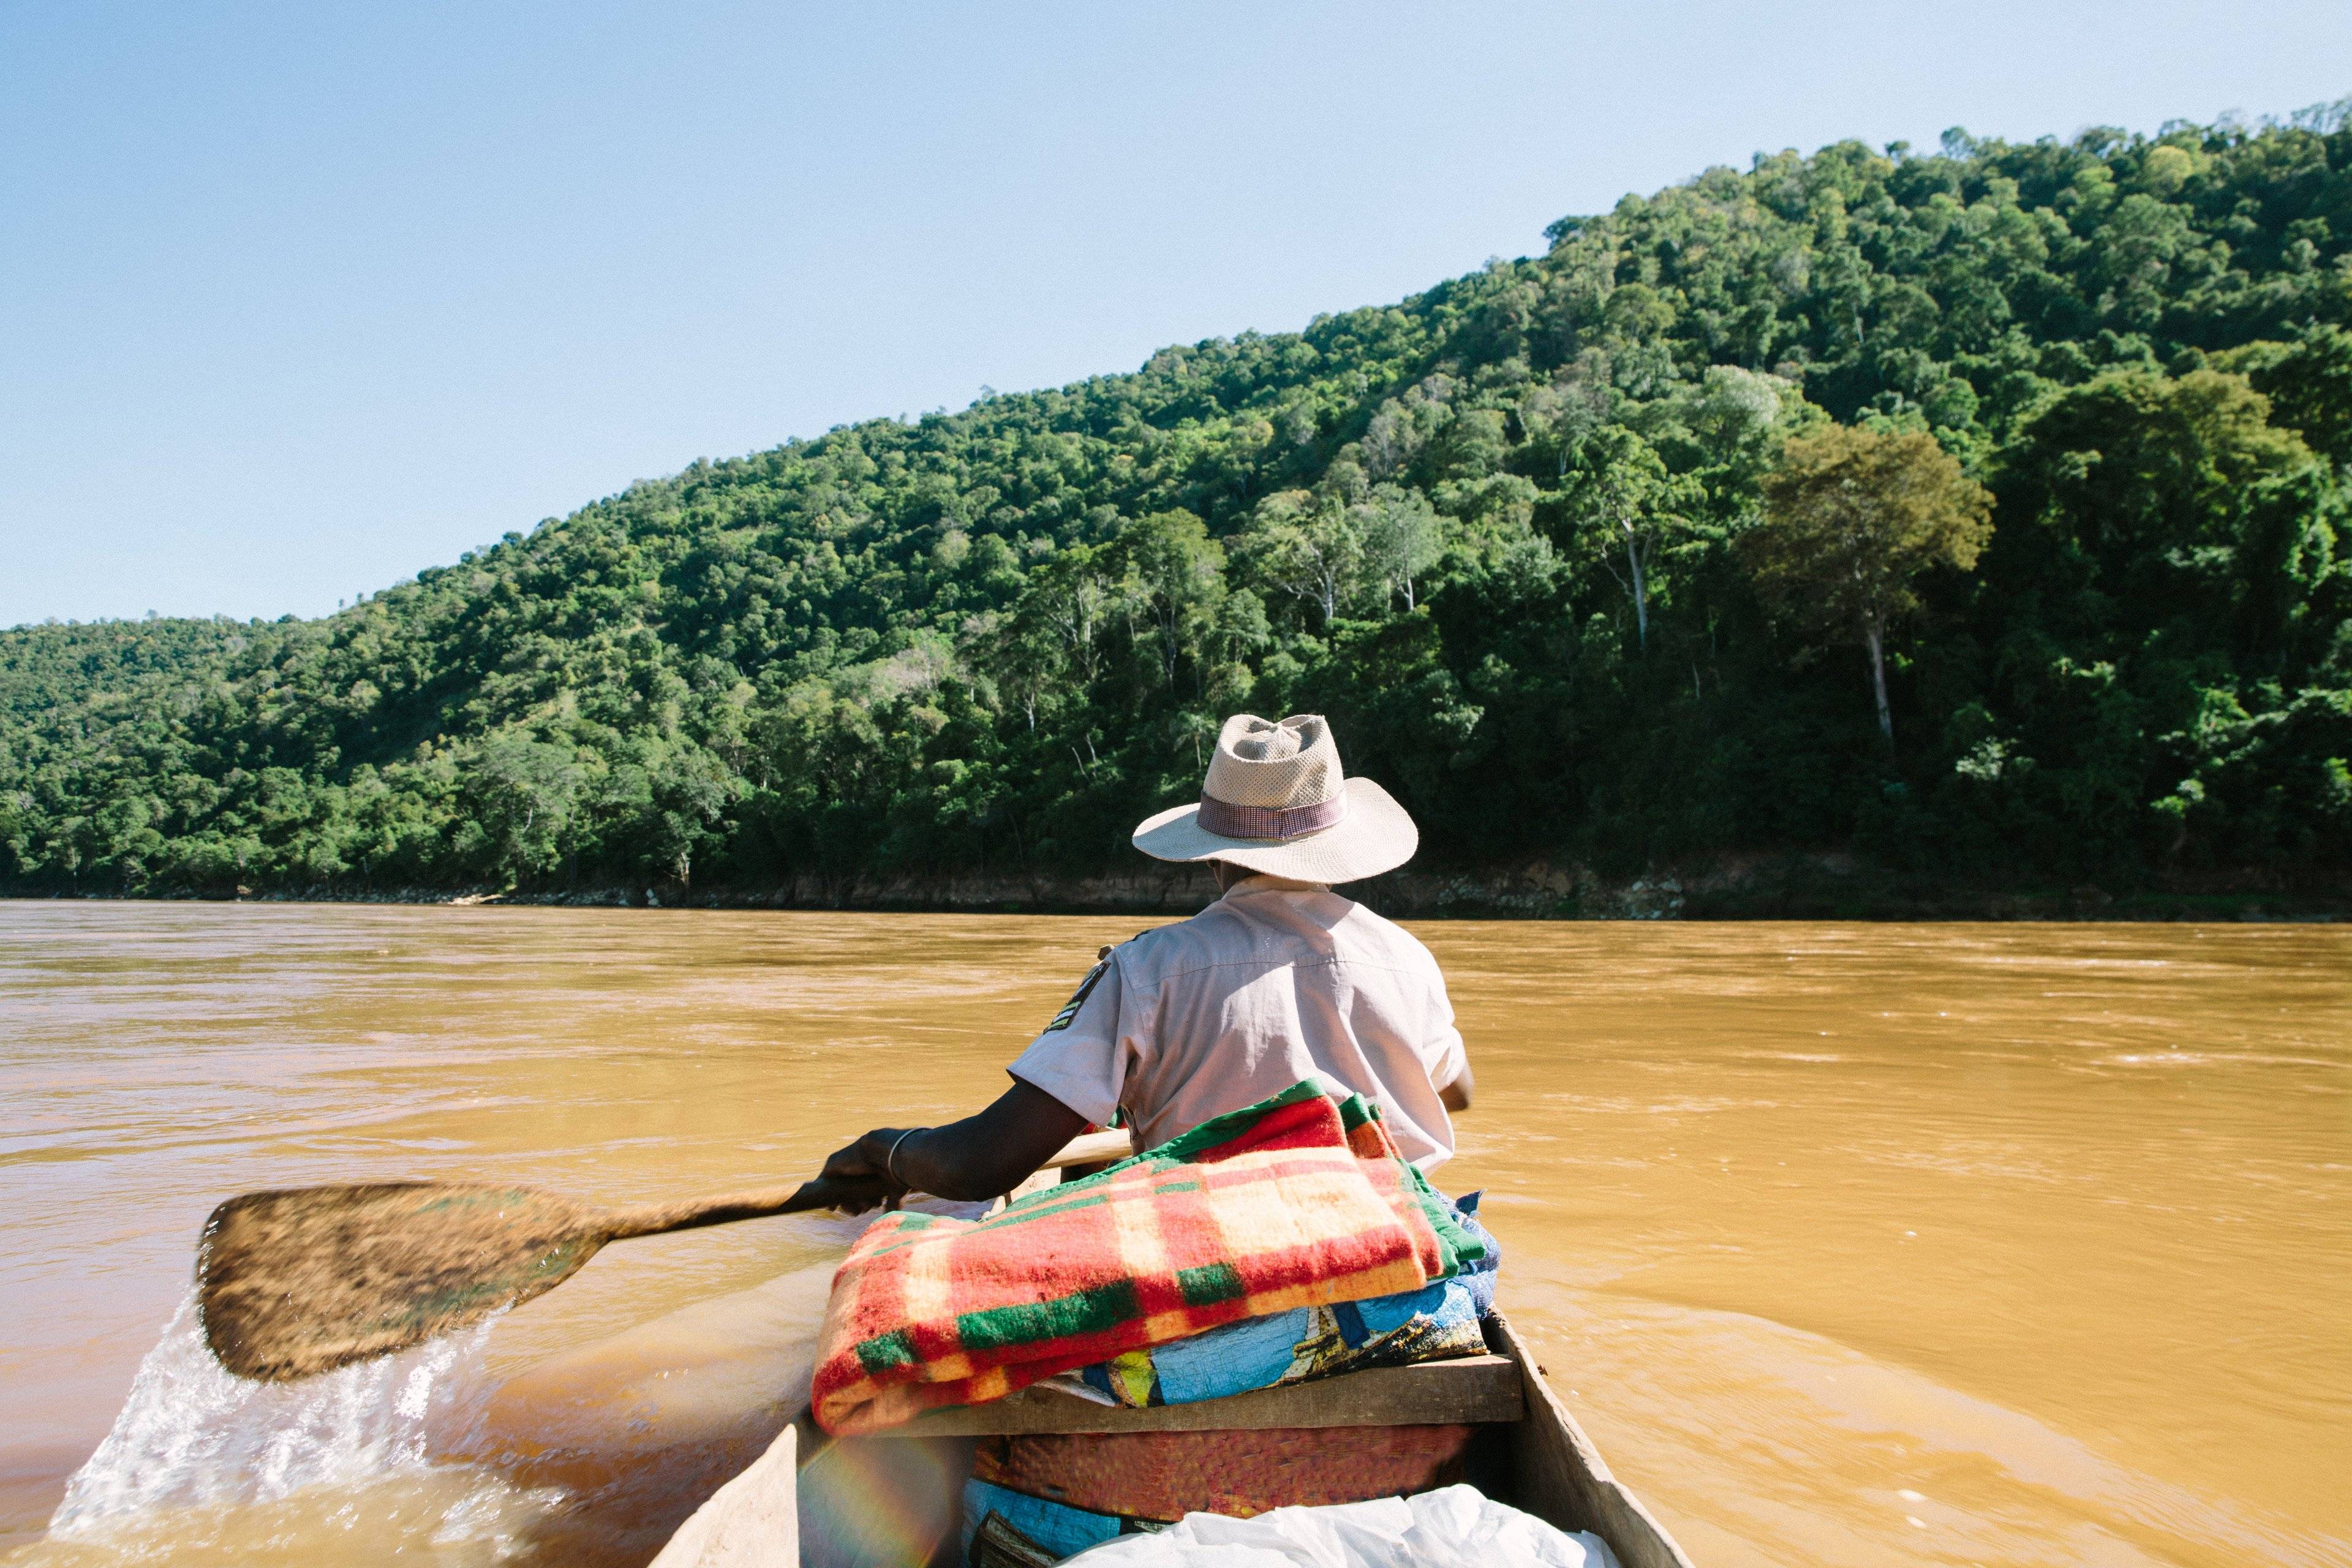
[6,109,2351,906]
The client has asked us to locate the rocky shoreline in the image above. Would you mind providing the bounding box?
[10,854,2345,921]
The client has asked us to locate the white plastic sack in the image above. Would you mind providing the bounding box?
[1061,1484,1622,1568]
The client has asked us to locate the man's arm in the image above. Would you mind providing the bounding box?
[813,1079,1091,1212]
[1438,1058,1474,1113]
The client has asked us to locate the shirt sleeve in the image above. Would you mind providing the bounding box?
[1006,950,1131,1128]
[1421,951,1468,1091]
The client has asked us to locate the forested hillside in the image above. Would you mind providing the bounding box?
[6,108,2350,912]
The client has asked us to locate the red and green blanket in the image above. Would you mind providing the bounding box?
[809,1080,1485,1435]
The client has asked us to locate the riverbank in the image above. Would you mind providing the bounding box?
[9,854,2345,921]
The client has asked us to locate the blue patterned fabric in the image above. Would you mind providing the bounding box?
[960,1478,1125,1563]
[1447,1190,1501,1314]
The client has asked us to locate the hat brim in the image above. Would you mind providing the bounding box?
[1131,777,1418,884]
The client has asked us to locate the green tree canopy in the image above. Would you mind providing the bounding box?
[1749,424,1995,738]
[6,103,2348,905]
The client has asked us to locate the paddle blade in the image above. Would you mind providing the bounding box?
[198,1181,608,1382]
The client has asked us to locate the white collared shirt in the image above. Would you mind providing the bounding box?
[1006,875,1466,1169]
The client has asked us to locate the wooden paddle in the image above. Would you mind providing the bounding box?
[197,1130,1134,1384]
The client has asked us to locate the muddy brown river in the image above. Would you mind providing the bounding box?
[0,904,2343,1567]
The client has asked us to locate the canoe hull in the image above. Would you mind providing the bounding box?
[652,1308,1694,1567]
[1488,1313,1693,1568]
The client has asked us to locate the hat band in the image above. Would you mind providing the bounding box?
[1196,790,1348,841]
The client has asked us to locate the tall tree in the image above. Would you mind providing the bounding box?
[1561,426,1699,652]
[1018,545,1121,686]
[1109,509,1226,688]
[1747,424,1994,739]
[1240,491,1367,627]
[1352,486,1445,611]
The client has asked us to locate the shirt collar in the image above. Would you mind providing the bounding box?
[1221,872,1331,899]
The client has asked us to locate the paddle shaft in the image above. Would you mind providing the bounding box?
[601,1177,854,1238]
[597,1128,1136,1240]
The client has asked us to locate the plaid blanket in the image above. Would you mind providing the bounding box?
[809,1080,1484,1435]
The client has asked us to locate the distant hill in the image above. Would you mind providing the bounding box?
[6,105,2349,911]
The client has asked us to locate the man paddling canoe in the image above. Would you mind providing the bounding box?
[812,712,1474,1211]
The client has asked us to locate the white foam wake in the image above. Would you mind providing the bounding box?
[47,1289,501,1538]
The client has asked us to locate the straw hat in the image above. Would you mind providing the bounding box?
[1131,714,1418,884]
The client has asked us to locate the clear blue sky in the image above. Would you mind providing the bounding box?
[4,2,2347,628]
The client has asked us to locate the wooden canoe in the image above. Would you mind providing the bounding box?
[650,1136,1695,1567]
[651,1306,1695,1568]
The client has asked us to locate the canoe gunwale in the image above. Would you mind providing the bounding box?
[1486,1311,1696,1568]
[654,1307,1698,1567]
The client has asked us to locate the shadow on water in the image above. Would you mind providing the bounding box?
[461,1261,835,1566]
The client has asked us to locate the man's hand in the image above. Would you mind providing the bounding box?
[1439,1060,1474,1114]
[811,1128,916,1215]
[812,1080,1091,1212]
